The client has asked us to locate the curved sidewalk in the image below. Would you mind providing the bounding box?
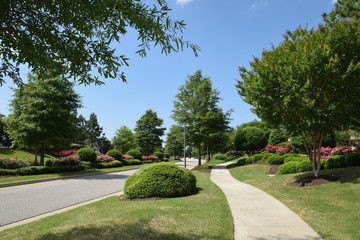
[210,162,322,240]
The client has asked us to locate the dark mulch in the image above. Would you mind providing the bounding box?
[287,174,339,187]
[196,168,212,173]
[267,165,280,175]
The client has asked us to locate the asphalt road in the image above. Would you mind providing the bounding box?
[0,169,137,227]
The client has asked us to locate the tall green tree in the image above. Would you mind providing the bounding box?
[7,73,81,165]
[0,0,199,86]
[237,18,360,176]
[172,70,231,165]
[0,113,11,147]
[85,113,103,148]
[97,133,113,154]
[135,109,165,156]
[165,125,184,157]
[327,0,360,20]
[112,126,136,154]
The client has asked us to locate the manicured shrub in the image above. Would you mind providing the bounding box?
[164,153,170,159]
[124,162,196,199]
[0,157,29,169]
[278,160,312,174]
[345,152,360,167]
[268,129,287,145]
[266,154,284,165]
[79,161,91,169]
[48,155,81,167]
[213,153,227,160]
[97,160,122,168]
[126,149,142,160]
[237,158,246,166]
[284,156,308,163]
[153,151,164,160]
[235,127,268,152]
[278,161,298,174]
[106,149,122,160]
[124,159,142,165]
[325,155,347,169]
[262,152,275,160]
[77,148,97,163]
[0,165,87,175]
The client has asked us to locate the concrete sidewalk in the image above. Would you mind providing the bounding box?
[210,162,322,240]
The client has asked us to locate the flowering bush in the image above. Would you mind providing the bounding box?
[320,146,359,158]
[262,144,294,155]
[122,154,134,159]
[55,149,78,157]
[97,154,115,163]
[0,157,29,169]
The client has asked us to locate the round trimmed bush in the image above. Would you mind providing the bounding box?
[153,151,164,160]
[278,160,312,174]
[284,156,308,163]
[266,154,283,165]
[77,148,97,164]
[345,152,360,167]
[125,159,142,165]
[213,153,227,160]
[325,155,347,169]
[106,149,122,160]
[124,162,196,199]
[126,149,142,160]
[237,158,246,166]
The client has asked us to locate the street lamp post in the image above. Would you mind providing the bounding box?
[183,123,187,168]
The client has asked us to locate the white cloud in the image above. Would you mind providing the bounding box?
[176,0,193,6]
[250,0,268,10]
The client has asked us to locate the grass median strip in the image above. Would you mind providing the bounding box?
[228,164,360,240]
[0,171,233,240]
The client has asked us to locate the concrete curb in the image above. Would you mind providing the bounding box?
[0,168,139,189]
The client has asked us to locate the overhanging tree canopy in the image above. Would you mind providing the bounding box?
[0,0,199,86]
[237,18,360,176]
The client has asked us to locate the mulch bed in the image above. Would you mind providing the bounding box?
[196,168,212,173]
[287,174,339,187]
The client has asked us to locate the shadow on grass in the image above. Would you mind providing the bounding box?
[0,148,16,155]
[293,166,360,184]
[37,220,201,240]
[226,163,239,169]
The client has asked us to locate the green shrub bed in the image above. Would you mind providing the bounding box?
[213,153,227,160]
[278,160,312,174]
[96,160,123,168]
[124,162,196,199]
[0,165,87,175]
[77,148,97,164]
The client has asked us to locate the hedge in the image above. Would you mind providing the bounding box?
[124,162,196,199]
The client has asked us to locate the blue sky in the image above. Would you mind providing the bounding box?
[0,0,335,141]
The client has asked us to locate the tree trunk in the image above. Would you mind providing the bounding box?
[198,145,202,166]
[302,132,324,177]
[40,147,45,166]
[207,146,210,162]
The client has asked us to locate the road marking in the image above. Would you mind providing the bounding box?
[0,191,123,231]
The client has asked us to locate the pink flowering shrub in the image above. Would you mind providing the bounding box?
[0,156,29,169]
[262,144,294,155]
[122,154,134,159]
[97,154,115,163]
[319,146,360,159]
[55,149,78,157]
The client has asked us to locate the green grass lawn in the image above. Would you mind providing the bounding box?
[228,164,360,240]
[0,148,54,162]
[0,171,233,240]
